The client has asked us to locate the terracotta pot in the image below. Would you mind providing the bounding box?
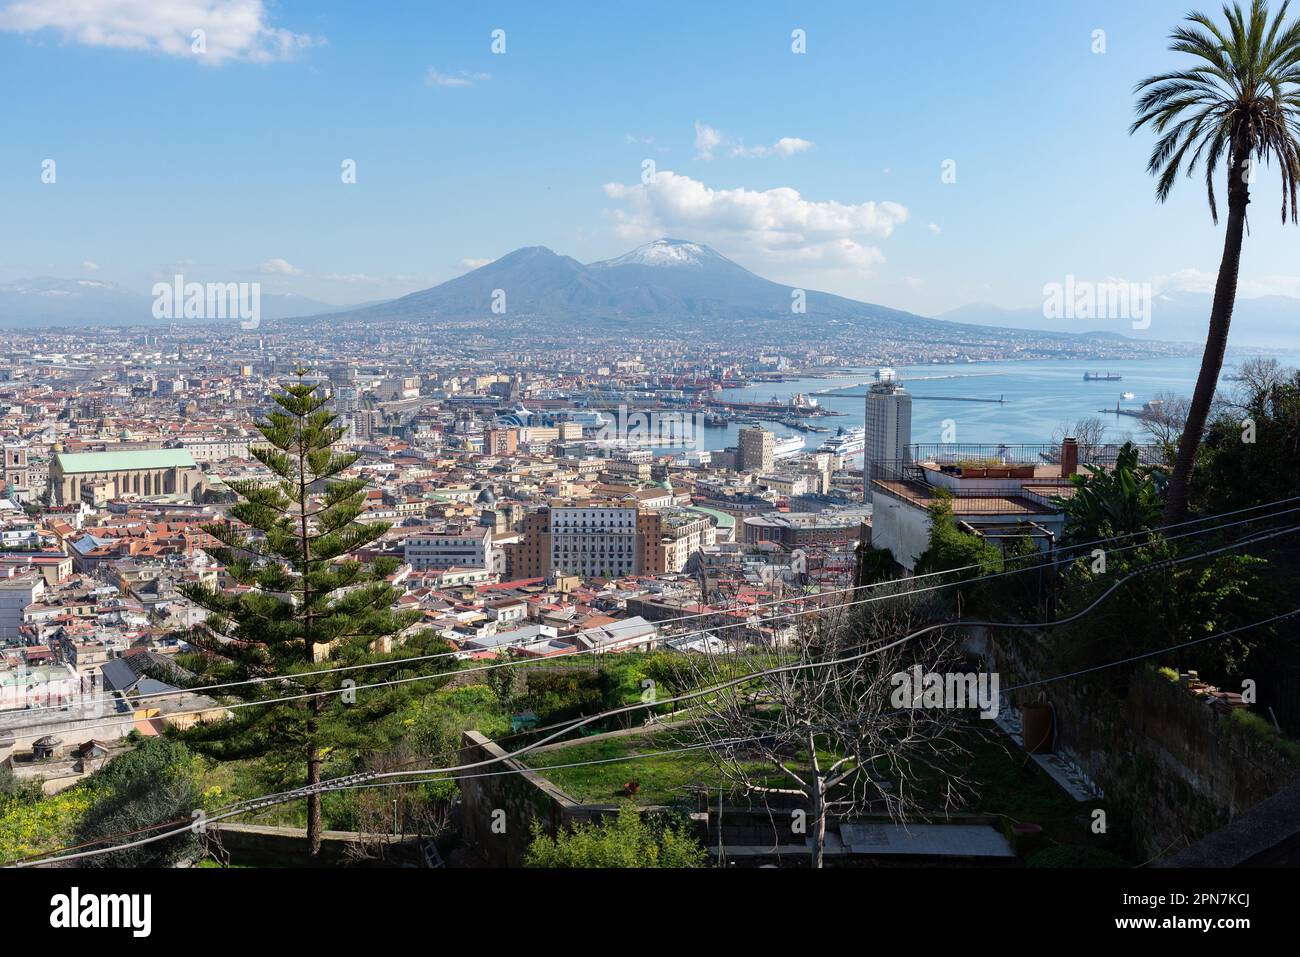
[1021,702,1054,754]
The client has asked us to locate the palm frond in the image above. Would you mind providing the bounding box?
[1133,1,1300,222]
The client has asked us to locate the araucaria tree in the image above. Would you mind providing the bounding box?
[181,371,450,856]
[1131,0,1300,521]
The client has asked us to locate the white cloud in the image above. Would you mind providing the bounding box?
[0,0,319,64]
[695,122,814,160]
[425,66,490,88]
[603,169,907,271]
[624,133,654,145]
[732,136,815,159]
[927,223,942,234]
[459,257,492,270]
[1152,268,1217,294]
[1154,268,1300,299]
[694,121,723,160]
[258,257,302,276]
[318,272,381,284]
[81,260,100,271]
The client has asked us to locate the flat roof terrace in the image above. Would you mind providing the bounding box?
[871,480,1058,516]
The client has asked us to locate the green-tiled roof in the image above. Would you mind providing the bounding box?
[54,450,197,474]
[686,505,736,529]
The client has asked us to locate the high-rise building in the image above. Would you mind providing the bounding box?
[738,426,775,475]
[351,409,381,440]
[864,373,912,500]
[485,427,518,456]
[334,387,361,414]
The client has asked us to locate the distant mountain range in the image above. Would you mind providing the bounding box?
[940,292,1300,348]
[4,240,1296,349]
[0,278,344,327]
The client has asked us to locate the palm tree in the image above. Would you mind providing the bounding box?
[1131,0,1300,521]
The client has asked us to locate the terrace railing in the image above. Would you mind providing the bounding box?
[869,443,1164,483]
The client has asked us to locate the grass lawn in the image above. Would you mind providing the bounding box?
[522,732,784,806]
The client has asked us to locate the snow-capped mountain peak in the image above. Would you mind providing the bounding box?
[591,238,717,269]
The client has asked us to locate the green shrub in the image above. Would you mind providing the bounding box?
[73,738,202,868]
[1224,709,1300,763]
[524,803,707,868]
[0,787,95,864]
[0,765,42,803]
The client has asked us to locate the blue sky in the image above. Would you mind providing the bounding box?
[2,0,1300,316]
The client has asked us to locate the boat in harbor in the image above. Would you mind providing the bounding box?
[774,434,806,459]
[1083,372,1123,381]
[818,426,865,457]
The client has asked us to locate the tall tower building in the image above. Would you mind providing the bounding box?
[1,445,30,503]
[864,372,912,500]
[738,426,775,476]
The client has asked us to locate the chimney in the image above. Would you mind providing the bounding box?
[1061,437,1079,478]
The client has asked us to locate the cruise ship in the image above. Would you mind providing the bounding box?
[818,426,865,457]
[774,434,806,459]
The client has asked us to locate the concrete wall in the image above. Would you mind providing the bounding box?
[209,823,420,868]
[0,710,134,754]
[870,494,932,570]
[454,730,695,867]
[989,630,1300,859]
[454,731,578,868]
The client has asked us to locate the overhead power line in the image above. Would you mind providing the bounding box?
[19,526,1295,868]
[10,496,1297,725]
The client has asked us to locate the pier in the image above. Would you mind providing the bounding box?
[910,395,1006,404]
[811,372,1000,396]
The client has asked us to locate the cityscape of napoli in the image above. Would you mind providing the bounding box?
[2,0,1299,937]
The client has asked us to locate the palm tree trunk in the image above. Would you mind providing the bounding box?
[1163,162,1250,521]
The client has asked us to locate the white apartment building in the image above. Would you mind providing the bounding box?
[551,505,638,578]
[0,571,44,642]
[175,436,251,462]
[404,527,497,572]
[379,375,420,401]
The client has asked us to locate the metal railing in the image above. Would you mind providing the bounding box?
[902,442,1160,466]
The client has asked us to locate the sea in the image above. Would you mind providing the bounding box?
[704,351,1300,456]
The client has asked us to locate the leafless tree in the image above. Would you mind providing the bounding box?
[1220,356,1287,413]
[1051,416,1108,462]
[665,587,974,867]
[346,746,452,864]
[1139,391,1192,450]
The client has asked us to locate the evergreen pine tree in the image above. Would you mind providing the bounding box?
[180,370,451,856]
